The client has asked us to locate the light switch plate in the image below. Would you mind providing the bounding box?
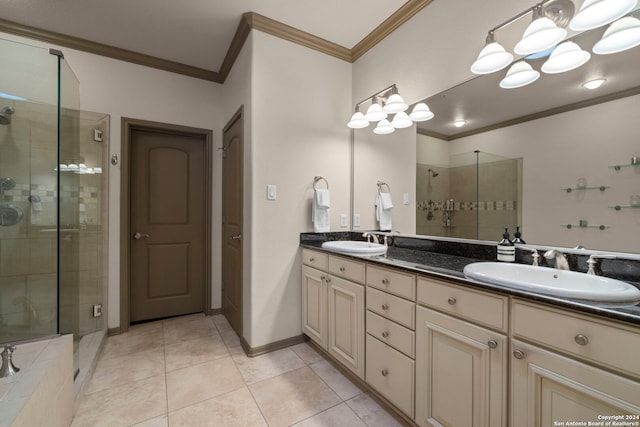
[340,214,348,227]
[403,193,410,205]
[353,213,361,227]
[267,185,276,200]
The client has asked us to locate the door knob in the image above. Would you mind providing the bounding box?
[231,234,242,240]
[133,232,150,240]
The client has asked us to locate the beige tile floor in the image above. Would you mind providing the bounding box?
[71,313,407,427]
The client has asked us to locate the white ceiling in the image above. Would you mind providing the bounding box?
[0,0,407,71]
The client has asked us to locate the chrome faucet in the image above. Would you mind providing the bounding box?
[0,345,20,378]
[517,246,540,266]
[544,249,570,270]
[587,253,616,275]
[362,232,379,244]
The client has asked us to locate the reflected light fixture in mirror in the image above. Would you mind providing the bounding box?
[592,16,640,53]
[541,41,591,73]
[583,78,607,88]
[453,120,467,128]
[409,103,435,121]
[365,98,388,122]
[470,32,514,74]
[500,61,541,88]
[514,5,568,55]
[569,0,638,31]
[391,111,414,128]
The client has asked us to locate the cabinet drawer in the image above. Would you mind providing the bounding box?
[302,249,328,271]
[417,277,508,332]
[367,287,415,329]
[512,300,640,379]
[366,311,415,358]
[367,265,416,301]
[329,255,365,283]
[366,334,415,418]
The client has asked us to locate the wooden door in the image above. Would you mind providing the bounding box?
[222,110,243,337]
[415,306,507,427]
[328,276,364,378]
[130,129,205,322]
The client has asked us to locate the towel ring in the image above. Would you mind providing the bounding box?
[377,181,391,194]
[313,176,329,190]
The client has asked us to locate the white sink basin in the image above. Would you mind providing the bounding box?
[463,262,640,302]
[321,240,387,256]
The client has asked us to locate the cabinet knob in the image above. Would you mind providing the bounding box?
[309,257,315,262]
[488,340,498,349]
[448,297,457,305]
[574,334,589,346]
[320,275,326,281]
[381,303,389,311]
[382,331,389,338]
[381,369,389,377]
[513,349,525,359]
[382,279,389,285]
[340,266,346,272]
[325,277,331,283]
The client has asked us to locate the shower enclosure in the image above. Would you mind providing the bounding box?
[0,37,107,377]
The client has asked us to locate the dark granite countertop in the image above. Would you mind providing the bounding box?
[300,233,640,327]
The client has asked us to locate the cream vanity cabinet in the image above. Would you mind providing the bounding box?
[510,299,640,425]
[365,265,417,418]
[301,249,365,378]
[415,276,509,427]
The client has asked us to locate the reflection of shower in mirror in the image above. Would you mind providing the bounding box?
[428,168,439,178]
[0,106,15,125]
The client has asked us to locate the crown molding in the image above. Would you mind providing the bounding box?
[0,1,434,83]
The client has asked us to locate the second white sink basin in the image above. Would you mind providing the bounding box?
[321,240,387,256]
[463,262,640,302]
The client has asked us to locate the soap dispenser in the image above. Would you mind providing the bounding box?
[497,228,515,262]
[513,226,526,244]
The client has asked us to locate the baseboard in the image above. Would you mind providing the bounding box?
[207,307,223,316]
[241,334,307,358]
[107,327,122,336]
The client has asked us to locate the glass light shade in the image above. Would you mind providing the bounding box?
[383,93,409,113]
[409,103,434,121]
[541,41,591,73]
[514,17,567,55]
[569,0,637,31]
[499,61,541,89]
[57,164,68,171]
[593,16,640,54]
[365,102,388,122]
[373,119,395,134]
[470,42,514,74]
[347,111,369,129]
[390,111,413,129]
[67,163,79,170]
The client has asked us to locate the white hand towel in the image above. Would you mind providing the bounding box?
[312,189,330,232]
[376,193,392,231]
[379,192,393,210]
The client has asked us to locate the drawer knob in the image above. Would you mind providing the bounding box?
[325,277,331,283]
[574,334,589,346]
[320,275,326,281]
[382,331,389,338]
[340,266,346,272]
[448,297,457,305]
[382,279,389,285]
[488,340,498,349]
[381,369,389,377]
[381,303,389,311]
[310,257,315,262]
[513,349,525,359]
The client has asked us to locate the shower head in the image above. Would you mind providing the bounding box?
[0,106,15,125]
[428,168,439,178]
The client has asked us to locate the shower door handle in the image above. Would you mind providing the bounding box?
[133,232,150,240]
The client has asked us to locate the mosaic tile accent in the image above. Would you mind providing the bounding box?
[417,200,516,211]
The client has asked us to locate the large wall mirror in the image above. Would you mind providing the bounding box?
[354,3,640,254]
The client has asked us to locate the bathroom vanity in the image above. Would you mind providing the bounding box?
[300,233,640,426]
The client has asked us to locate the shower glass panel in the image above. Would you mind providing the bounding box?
[417,150,522,240]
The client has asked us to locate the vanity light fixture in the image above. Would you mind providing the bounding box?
[583,78,606,89]
[569,0,638,31]
[515,5,568,55]
[348,84,433,134]
[500,61,541,88]
[592,15,640,54]
[470,31,514,74]
[541,41,591,73]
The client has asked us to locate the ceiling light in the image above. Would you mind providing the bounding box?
[471,32,514,75]
[514,7,568,55]
[391,112,413,129]
[374,119,395,134]
[541,41,591,73]
[383,93,408,113]
[364,99,388,122]
[583,78,607,89]
[569,0,638,31]
[347,110,369,129]
[499,61,541,89]
[592,16,640,54]
[409,103,434,121]
[453,120,466,128]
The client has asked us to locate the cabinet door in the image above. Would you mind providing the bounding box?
[416,307,507,427]
[302,265,327,349]
[511,340,640,427]
[327,276,364,379]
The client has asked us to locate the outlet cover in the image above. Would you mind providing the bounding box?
[340,214,348,227]
[353,213,361,227]
[92,304,102,318]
